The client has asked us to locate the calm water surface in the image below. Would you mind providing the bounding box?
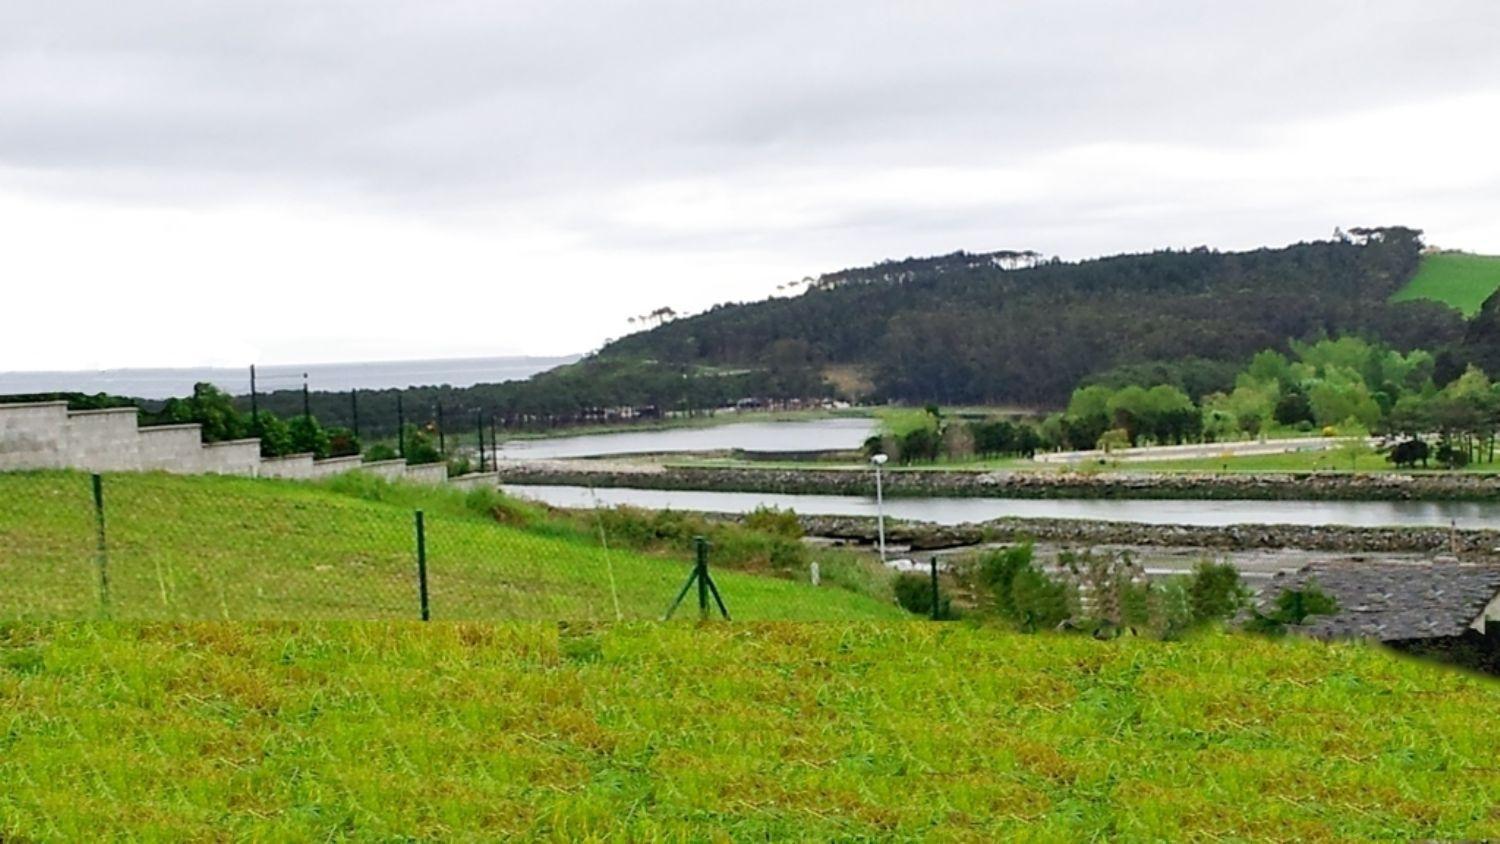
[506,484,1500,530]
[496,417,876,460]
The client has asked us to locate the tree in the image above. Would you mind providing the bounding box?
[288,415,331,458]
[256,413,294,458]
[1273,391,1314,427]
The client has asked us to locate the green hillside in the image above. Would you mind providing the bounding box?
[1393,251,1500,316]
[2,623,1498,838]
[0,471,902,622]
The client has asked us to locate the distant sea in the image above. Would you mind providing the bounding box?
[0,355,580,400]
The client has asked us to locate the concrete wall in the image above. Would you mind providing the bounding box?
[359,459,409,481]
[310,455,364,478]
[63,408,141,472]
[448,470,499,491]
[202,439,262,476]
[403,463,450,485]
[0,401,69,470]
[0,401,490,490]
[259,453,316,479]
[138,424,205,473]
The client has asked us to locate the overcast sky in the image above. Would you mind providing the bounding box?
[3,1,1499,371]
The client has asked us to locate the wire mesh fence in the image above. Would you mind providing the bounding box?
[0,472,910,622]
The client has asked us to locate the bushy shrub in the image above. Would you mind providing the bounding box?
[327,426,361,458]
[1245,583,1339,635]
[972,544,1075,631]
[402,424,442,465]
[447,455,474,478]
[893,572,953,619]
[288,415,331,459]
[1186,561,1250,625]
[256,413,294,458]
[744,506,803,539]
[364,443,398,462]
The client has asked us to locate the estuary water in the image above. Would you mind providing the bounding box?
[504,484,1500,530]
[495,417,877,460]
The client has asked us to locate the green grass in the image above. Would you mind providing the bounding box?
[1,622,1498,838]
[1393,251,1500,316]
[0,471,903,622]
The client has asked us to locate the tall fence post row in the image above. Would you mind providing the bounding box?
[415,510,430,621]
[91,473,109,615]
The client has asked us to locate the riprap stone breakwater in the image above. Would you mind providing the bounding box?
[790,514,1500,556]
[495,461,1500,502]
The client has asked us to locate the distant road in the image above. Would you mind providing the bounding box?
[1032,436,1380,465]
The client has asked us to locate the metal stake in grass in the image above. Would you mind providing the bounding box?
[91,473,109,615]
[414,510,430,621]
[663,536,730,621]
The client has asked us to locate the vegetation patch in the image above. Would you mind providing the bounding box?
[1,622,1497,839]
[1393,251,1500,317]
[0,471,902,622]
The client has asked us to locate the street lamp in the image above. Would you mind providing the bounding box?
[870,453,888,563]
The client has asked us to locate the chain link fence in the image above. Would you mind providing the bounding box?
[0,472,908,622]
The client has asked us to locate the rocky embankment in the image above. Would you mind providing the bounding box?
[496,461,1500,502]
[791,514,1500,556]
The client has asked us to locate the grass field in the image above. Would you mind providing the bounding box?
[1,622,1497,839]
[0,471,903,622]
[1392,251,1500,316]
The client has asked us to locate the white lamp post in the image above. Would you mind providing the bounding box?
[870,453,888,563]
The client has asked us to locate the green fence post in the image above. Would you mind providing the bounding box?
[696,536,709,619]
[91,473,109,615]
[415,510,430,621]
[929,557,940,621]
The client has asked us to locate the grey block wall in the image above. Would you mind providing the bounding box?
[404,463,451,485]
[360,459,409,480]
[448,471,500,490]
[0,402,69,470]
[138,424,205,473]
[201,439,262,476]
[62,408,142,472]
[259,454,316,479]
[310,455,363,478]
[1,401,489,489]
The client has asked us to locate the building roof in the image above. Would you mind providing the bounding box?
[1261,561,1500,641]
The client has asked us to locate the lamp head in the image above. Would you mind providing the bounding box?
[870,453,888,465]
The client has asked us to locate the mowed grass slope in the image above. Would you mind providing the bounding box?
[0,471,902,622]
[2,623,1498,839]
[1392,251,1500,316]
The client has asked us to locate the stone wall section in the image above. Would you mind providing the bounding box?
[0,402,495,490]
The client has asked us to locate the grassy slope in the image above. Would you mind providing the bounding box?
[0,471,902,622]
[1392,251,1500,316]
[2,623,1498,839]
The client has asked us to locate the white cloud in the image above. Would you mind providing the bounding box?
[1,1,1498,371]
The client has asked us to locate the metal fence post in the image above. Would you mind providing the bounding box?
[397,394,406,459]
[929,556,940,621]
[696,536,709,619]
[91,473,109,614]
[415,510,430,621]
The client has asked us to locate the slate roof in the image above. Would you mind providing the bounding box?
[1261,561,1500,641]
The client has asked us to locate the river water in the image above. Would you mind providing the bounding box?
[505,484,1500,530]
[496,417,876,460]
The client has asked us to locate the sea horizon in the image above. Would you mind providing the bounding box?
[0,354,580,400]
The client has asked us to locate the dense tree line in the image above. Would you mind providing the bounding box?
[600,227,1463,405]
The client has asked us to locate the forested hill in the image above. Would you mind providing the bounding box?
[601,226,1466,405]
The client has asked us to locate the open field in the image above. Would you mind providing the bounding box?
[1393,251,1500,316]
[2,622,1498,839]
[0,471,903,622]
